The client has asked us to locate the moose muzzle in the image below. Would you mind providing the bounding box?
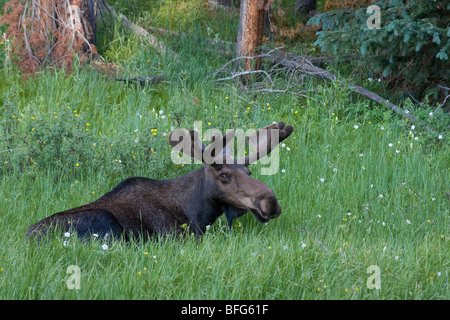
[250,190,282,223]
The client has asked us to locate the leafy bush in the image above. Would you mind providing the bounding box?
[0,93,171,179]
[308,0,449,103]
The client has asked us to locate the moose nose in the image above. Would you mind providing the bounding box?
[259,196,282,220]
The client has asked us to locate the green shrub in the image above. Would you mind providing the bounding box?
[308,0,449,103]
[0,94,171,180]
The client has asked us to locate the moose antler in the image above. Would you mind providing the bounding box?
[239,121,293,165]
[168,121,293,166]
[168,128,235,165]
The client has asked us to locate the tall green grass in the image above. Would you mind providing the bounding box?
[0,3,448,300]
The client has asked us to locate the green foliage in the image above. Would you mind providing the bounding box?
[308,0,449,102]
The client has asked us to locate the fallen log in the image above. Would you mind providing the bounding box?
[99,0,179,59]
[116,75,165,87]
[265,50,417,123]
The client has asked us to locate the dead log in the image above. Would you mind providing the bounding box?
[265,50,417,123]
[98,0,178,59]
[116,75,165,87]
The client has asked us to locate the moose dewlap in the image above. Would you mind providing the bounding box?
[26,121,293,241]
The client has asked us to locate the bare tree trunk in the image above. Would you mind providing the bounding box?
[1,0,98,74]
[80,0,97,46]
[234,0,273,82]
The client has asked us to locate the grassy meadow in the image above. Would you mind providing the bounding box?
[0,1,448,300]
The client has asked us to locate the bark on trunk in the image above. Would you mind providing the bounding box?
[0,0,98,74]
[235,0,273,81]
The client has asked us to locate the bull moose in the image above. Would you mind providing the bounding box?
[26,121,293,241]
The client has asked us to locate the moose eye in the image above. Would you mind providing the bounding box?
[219,173,227,179]
[219,173,229,182]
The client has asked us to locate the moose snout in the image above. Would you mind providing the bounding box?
[254,191,282,221]
[260,197,282,219]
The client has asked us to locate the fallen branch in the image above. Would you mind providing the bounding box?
[116,75,165,87]
[295,226,329,254]
[214,69,274,86]
[265,50,417,123]
[99,1,179,59]
[253,88,315,99]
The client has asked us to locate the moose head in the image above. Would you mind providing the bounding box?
[168,121,293,228]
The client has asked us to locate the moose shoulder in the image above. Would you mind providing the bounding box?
[26,121,293,241]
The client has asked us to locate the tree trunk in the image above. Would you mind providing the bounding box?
[234,0,273,82]
[1,0,98,74]
[80,0,97,46]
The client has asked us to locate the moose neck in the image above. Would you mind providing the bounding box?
[168,166,222,234]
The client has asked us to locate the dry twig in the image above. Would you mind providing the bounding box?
[296,226,329,254]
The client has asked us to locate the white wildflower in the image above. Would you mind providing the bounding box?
[102,244,108,250]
